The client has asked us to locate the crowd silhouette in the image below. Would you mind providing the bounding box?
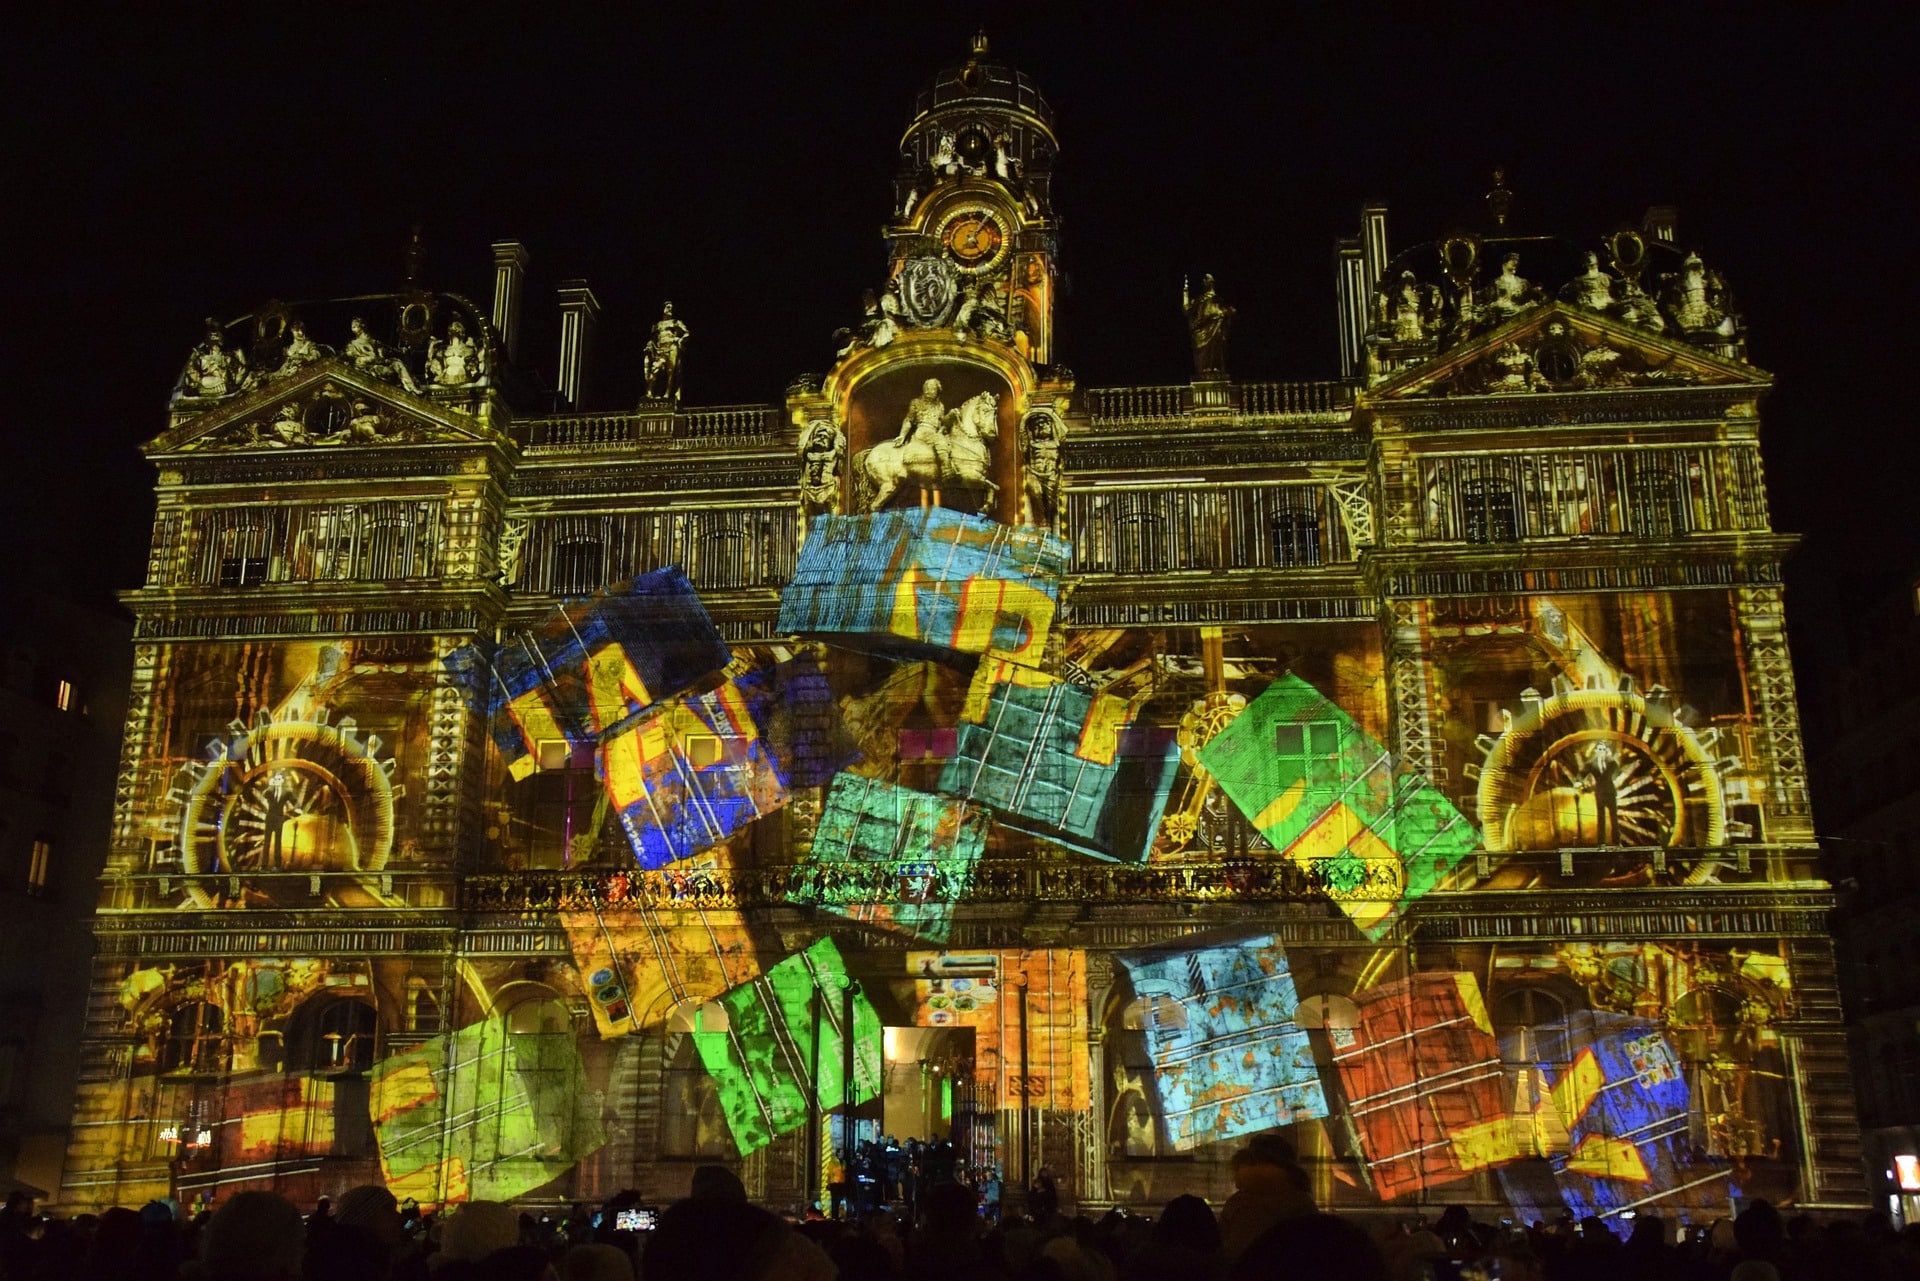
[2,1134,1916,1280]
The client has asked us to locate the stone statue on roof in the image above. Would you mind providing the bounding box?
[426,318,484,387]
[1183,273,1235,379]
[642,302,690,400]
[176,320,252,401]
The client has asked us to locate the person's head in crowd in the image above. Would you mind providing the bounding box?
[924,1181,980,1236]
[439,1201,521,1264]
[1153,1194,1219,1256]
[477,1243,558,1281]
[1735,1198,1784,1257]
[824,1232,892,1281]
[562,1242,635,1281]
[1730,1261,1781,1281]
[200,1191,306,1281]
[688,1164,748,1203]
[1230,1133,1309,1194]
[1228,1213,1389,1281]
[336,1184,405,1249]
[305,1220,393,1281]
[644,1198,832,1281]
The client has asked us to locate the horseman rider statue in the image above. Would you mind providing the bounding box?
[894,378,951,473]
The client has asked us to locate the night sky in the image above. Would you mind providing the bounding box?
[9,6,1914,675]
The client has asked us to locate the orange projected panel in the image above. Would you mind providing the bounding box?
[906,949,1090,1111]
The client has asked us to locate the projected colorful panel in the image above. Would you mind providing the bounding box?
[218,1075,339,1161]
[598,677,788,869]
[447,567,730,780]
[906,950,1090,1111]
[693,937,883,1157]
[940,675,1178,863]
[1199,673,1476,938]
[1333,972,1517,1200]
[804,773,986,942]
[371,1017,605,1205]
[734,652,861,788]
[778,509,1068,661]
[1515,1011,1728,1220]
[1115,936,1327,1149]
[559,896,762,1039]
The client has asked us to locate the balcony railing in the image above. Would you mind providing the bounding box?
[523,405,781,449]
[1082,381,1352,426]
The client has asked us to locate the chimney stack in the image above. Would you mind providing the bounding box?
[555,280,601,409]
[491,241,530,365]
[1359,204,1389,300]
[1335,238,1367,380]
[1642,206,1679,243]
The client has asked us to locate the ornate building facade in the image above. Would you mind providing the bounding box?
[61,40,1866,1221]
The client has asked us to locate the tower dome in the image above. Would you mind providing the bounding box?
[896,34,1058,220]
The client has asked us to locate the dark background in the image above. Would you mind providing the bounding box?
[8,4,1914,675]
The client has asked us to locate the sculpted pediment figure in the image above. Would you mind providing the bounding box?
[151,363,495,457]
[1364,302,1767,402]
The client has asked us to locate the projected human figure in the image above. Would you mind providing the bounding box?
[1586,743,1621,845]
[258,772,304,870]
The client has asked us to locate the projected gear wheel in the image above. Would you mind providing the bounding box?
[1468,675,1726,853]
[171,708,399,907]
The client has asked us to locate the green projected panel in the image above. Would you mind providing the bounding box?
[694,936,884,1156]
[1199,673,1477,938]
[371,1017,605,1205]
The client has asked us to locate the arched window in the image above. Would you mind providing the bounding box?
[660,1032,731,1158]
[1494,987,1566,1060]
[690,515,749,590]
[162,1002,225,1075]
[363,504,434,580]
[284,996,378,1074]
[505,994,572,1036]
[1114,497,1167,573]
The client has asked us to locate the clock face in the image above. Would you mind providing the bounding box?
[940,209,1008,272]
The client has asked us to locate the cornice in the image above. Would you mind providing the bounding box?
[120,582,505,640]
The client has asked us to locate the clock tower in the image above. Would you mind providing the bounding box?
[889,32,1058,365]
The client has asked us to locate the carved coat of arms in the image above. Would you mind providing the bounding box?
[896,255,958,328]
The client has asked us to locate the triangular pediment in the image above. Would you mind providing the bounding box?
[1365,302,1770,402]
[149,360,495,456]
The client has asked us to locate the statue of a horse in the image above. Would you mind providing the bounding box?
[853,390,1000,512]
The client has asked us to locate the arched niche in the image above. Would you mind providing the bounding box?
[283,994,378,1074]
[827,333,1032,526]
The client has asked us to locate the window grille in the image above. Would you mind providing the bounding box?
[1067,484,1343,573]
[193,501,443,585]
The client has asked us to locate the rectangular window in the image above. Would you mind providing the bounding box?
[55,678,74,711]
[28,837,52,895]
[1270,511,1323,567]
[1275,721,1345,787]
[218,556,270,587]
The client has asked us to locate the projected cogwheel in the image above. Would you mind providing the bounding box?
[167,707,399,907]
[1465,675,1730,853]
